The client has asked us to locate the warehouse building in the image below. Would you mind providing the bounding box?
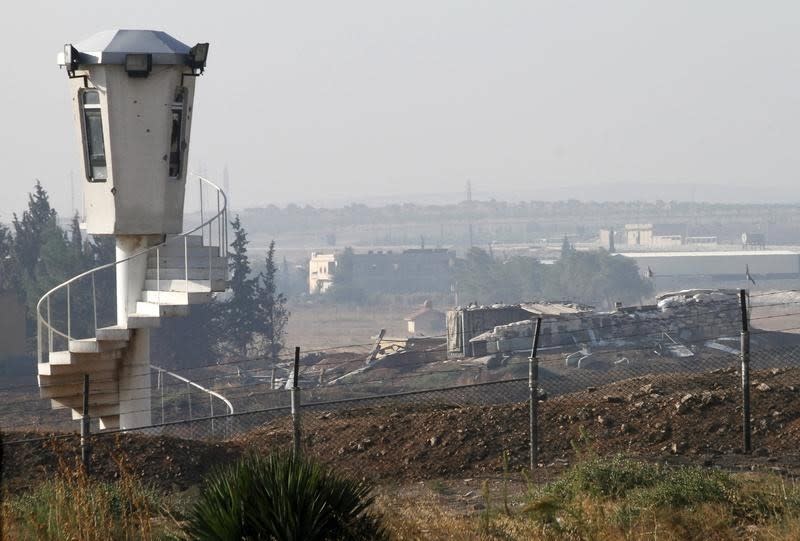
[618,250,800,292]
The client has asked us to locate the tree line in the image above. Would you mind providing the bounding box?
[0,181,115,348]
[454,238,652,309]
[0,182,288,374]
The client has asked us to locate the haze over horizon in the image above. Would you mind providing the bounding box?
[2,1,799,219]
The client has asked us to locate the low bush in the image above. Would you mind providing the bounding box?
[183,452,386,541]
[525,455,800,540]
[542,455,660,499]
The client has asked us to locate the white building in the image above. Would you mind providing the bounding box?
[309,253,337,293]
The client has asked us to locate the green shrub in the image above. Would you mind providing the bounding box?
[628,466,732,509]
[544,455,659,499]
[525,455,800,538]
[184,452,387,541]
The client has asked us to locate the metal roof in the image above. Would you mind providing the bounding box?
[617,250,800,258]
[60,29,191,66]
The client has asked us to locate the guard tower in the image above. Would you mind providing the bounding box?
[37,30,228,430]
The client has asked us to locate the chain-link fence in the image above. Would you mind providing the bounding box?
[5,289,800,493]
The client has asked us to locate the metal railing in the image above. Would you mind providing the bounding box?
[36,174,228,363]
[152,364,234,437]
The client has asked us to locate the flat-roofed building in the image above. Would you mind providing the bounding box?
[618,250,800,292]
[624,223,686,248]
[309,249,454,295]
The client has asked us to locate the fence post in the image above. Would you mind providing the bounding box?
[81,374,91,473]
[187,382,193,421]
[529,317,542,472]
[160,369,165,424]
[210,394,215,437]
[291,346,302,455]
[739,289,752,454]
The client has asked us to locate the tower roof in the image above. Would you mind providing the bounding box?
[60,29,192,66]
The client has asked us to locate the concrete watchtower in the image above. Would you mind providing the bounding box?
[38,30,226,430]
[58,30,209,331]
[58,29,208,235]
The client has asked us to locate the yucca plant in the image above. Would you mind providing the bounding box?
[183,452,386,541]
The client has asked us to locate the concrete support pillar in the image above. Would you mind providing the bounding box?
[115,235,151,327]
[119,328,152,429]
[115,235,157,429]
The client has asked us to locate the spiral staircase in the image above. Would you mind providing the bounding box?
[36,176,228,430]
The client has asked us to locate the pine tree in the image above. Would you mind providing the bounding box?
[0,221,14,292]
[560,235,573,258]
[255,240,289,366]
[221,215,258,357]
[69,212,83,256]
[12,181,57,271]
[11,182,64,335]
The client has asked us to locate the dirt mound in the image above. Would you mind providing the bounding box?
[1,432,243,493]
[236,367,800,479]
[5,367,800,493]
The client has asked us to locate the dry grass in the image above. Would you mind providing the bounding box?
[375,460,800,541]
[6,451,800,540]
[1,455,178,541]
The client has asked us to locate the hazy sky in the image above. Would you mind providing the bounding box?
[1,1,799,219]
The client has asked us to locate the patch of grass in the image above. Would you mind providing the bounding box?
[524,455,800,540]
[1,460,172,541]
[542,454,660,500]
[428,479,451,495]
[626,466,731,509]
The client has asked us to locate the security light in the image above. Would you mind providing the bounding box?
[64,44,80,73]
[188,43,209,72]
[125,53,152,77]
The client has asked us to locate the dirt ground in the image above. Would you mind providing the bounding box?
[4,366,800,496]
[284,302,408,352]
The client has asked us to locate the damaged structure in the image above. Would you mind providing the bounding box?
[447,301,593,358]
[405,300,446,336]
[447,290,741,358]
